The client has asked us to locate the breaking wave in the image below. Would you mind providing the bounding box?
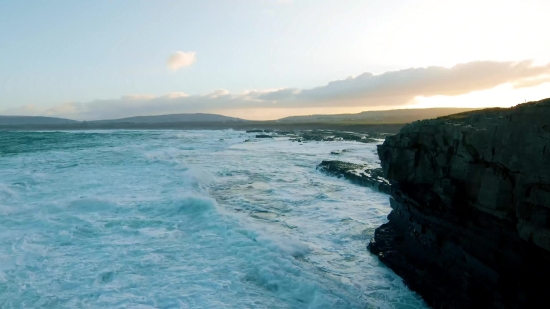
[0,130,426,308]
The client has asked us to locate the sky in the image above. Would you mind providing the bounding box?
[1,0,550,120]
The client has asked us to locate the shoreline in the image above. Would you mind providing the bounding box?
[0,122,405,134]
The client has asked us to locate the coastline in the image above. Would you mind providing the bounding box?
[0,121,405,135]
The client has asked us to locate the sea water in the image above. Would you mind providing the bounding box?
[0,130,427,309]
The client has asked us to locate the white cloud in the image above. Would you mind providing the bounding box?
[291,60,550,106]
[44,102,83,115]
[512,75,550,89]
[120,94,156,100]
[4,60,550,120]
[205,89,230,98]
[163,92,189,99]
[167,51,196,71]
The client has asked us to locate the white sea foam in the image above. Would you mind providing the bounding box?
[0,130,427,308]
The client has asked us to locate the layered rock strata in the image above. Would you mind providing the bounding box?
[369,99,550,308]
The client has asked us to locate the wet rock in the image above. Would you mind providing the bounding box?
[369,98,550,308]
[299,130,379,143]
[255,134,273,138]
[246,129,264,133]
[276,131,295,136]
[317,160,391,194]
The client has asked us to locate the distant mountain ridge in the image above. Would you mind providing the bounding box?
[280,108,479,123]
[0,113,242,126]
[89,113,243,124]
[1,108,479,126]
[0,115,78,125]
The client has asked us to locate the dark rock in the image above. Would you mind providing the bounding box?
[276,131,295,135]
[369,98,550,308]
[301,132,326,141]
[317,160,391,194]
[246,129,264,133]
[299,130,381,143]
[255,134,273,138]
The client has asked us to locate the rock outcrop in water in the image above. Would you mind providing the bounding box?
[369,98,550,308]
[317,160,391,194]
[255,134,273,138]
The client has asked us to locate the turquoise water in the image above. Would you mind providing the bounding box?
[0,130,426,309]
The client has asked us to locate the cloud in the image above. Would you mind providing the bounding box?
[258,88,299,101]
[44,102,84,115]
[512,75,550,89]
[164,92,189,98]
[120,94,156,100]
[290,60,550,107]
[4,60,549,120]
[167,51,196,71]
[205,89,231,98]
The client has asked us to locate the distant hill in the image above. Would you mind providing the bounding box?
[1,108,480,128]
[0,115,78,125]
[279,108,480,124]
[91,113,243,124]
[0,113,243,126]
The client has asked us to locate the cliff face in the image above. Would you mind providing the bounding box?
[369,98,550,308]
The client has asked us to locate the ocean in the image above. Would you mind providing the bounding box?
[0,130,426,309]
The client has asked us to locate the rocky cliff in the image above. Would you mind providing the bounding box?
[369,98,550,308]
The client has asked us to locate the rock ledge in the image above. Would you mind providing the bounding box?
[317,160,391,194]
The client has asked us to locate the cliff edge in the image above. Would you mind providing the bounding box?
[369,98,550,308]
